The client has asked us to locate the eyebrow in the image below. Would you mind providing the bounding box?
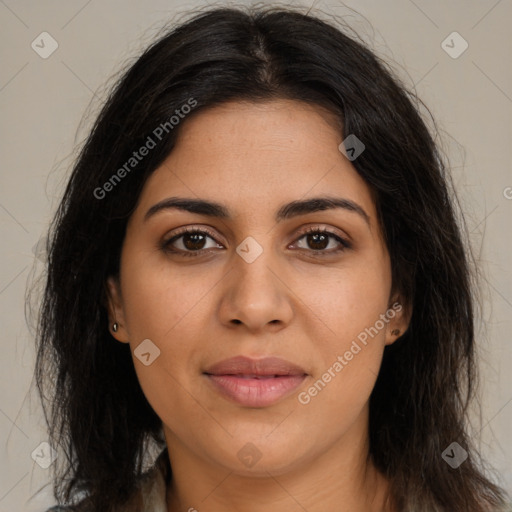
[144,196,370,227]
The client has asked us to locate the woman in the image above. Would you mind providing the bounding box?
[36,5,509,511]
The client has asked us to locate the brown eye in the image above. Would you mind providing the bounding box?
[162,227,223,257]
[182,232,208,250]
[305,232,329,250]
[294,227,351,254]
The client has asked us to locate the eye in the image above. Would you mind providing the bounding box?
[162,227,223,257]
[291,226,351,255]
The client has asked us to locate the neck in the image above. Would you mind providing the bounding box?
[164,408,393,512]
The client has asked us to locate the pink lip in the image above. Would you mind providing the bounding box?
[204,356,307,407]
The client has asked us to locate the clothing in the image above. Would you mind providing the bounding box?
[46,449,170,511]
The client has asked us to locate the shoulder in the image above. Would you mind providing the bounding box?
[45,449,170,512]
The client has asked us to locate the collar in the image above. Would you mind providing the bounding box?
[136,448,171,511]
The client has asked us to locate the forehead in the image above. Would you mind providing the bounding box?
[133,99,377,227]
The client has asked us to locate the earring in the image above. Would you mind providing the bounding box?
[112,322,118,332]
[391,328,400,336]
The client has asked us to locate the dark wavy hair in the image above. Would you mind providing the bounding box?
[34,4,509,511]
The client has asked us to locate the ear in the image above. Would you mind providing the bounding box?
[105,275,130,343]
[384,293,412,346]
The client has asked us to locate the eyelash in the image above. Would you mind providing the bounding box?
[161,226,351,258]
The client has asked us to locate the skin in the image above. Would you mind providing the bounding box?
[107,99,410,512]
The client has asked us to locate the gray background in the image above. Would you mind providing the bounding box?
[0,0,511,510]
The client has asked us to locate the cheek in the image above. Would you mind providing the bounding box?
[291,255,391,412]
[118,250,214,426]
[122,290,205,438]
[294,255,392,353]
[119,249,216,342]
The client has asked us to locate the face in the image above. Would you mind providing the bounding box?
[107,99,409,477]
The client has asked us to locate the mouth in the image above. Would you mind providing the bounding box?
[203,356,307,407]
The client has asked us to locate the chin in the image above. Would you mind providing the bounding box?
[212,433,312,477]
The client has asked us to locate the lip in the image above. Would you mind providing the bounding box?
[204,356,307,407]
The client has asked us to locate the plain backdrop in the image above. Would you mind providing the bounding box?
[0,0,511,510]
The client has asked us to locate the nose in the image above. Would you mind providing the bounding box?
[217,247,294,333]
